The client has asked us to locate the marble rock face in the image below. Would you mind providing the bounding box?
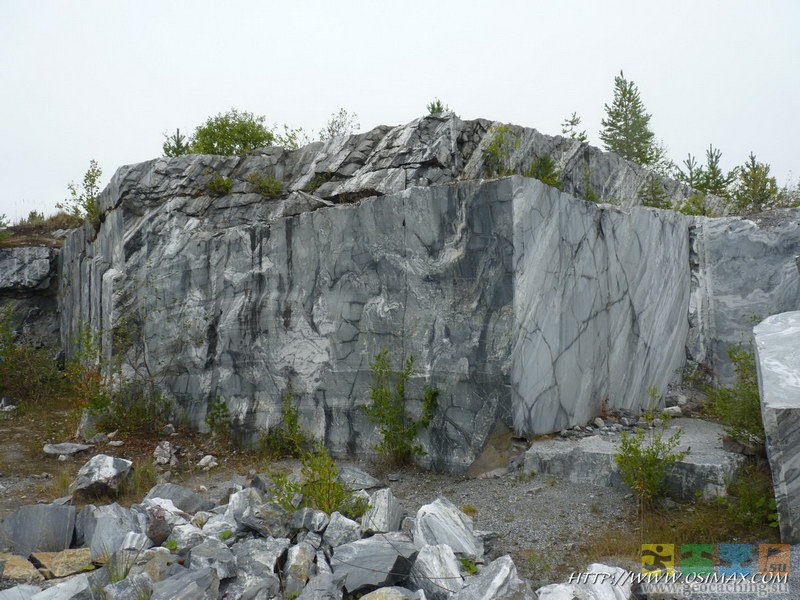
[754,311,800,543]
[56,114,800,469]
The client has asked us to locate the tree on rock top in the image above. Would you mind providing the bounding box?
[190,108,274,155]
[600,71,663,168]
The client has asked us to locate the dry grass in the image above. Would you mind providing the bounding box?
[0,211,81,248]
[579,500,780,567]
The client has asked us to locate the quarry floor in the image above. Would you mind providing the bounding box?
[0,397,778,587]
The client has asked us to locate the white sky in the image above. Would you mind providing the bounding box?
[1,0,798,222]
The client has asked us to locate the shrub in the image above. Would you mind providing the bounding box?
[245,173,283,199]
[319,108,360,141]
[638,175,672,209]
[205,396,230,435]
[307,170,335,194]
[163,128,191,157]
[678,193,707,216]
[206,174,232,197]
[721,464,779,528]
[269,444,366,517]
[0,307,66,410]
[524,155,562,190]
[482,124,520,178]
[581,166,601,203]
[258,383,308,458]
[427,98,449,115]
[64,325,114,416]
[190,109,274,155]
[460,558,478,575]
[362,348,439,465]
[57,160,102,226]
[614,388,687,506]
[706,344,764,451]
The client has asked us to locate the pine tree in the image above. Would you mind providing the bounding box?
[600,71,659,166]
[730,153,778,214]
[638,175,671,209]
[696,145,736,199]
[674,154,704,189]
[561,112,588,142]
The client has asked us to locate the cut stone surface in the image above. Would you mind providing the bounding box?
[337,465,380,490]
[28,573,92,600]
[164,523,206,555]
[536,563,631,600]
[451,555,532,600]
[414,497,484,559]
[225,537,287,599]
[522,418,746,499]
[362,488,404,533]
[408,544,463,599]
[330,532,417,593]
[0,585,42,600]
[149,566,219,600]
[0,554,44,582]
[290,507,330,534]
[69,454,132,498]
[83,503,139,562]
[296,572,344,600]
[0,247,52,290]
[360,588,422,600]
[144,483,215,514]
[103,572,154,600]
[187,538,237,580]
[284,541,317,597]
[755,311,800,543]
[29,548,92,578]
[0,504,76,556]
[322,512,362,548]
[239,503,290,538]
[42,443,93,457]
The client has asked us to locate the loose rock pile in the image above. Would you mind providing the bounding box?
[0,456,632,599]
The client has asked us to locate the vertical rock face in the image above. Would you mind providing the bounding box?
[512,181,691,432]
[690,214,800,383]
[754,311,800,543]
[55,114,800,469]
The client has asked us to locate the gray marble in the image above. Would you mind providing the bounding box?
[754,311,800,543]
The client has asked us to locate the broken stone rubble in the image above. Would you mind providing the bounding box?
[0,465,633,599]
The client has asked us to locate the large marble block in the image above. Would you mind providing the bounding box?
[754,311,800,543]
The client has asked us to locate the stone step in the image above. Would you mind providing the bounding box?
[521,418,745,500]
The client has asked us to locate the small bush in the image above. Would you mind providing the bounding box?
[362,348,439,465]
[581,166,601,203]
[269,444,364,516]
[205,396,230,435]
[427,98,450,115]
[96,382,173,435]
[706,344,764,450]
[678,193,707,216]
[57,160,102,227]
[245,173,283,199]
[524,155,562,190]
[460,504,478,516]
[307,170,335,194]
[638,175,672,209]
[206,175,232,197]
[721,464,779,528]
[190,109,274,155]
[483,124,520,178]
[0,308,66,410]
[614,388,687,506]
[460,558,478,575]
[258,383,308,458]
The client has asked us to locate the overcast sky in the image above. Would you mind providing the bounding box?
[1,0,798,222]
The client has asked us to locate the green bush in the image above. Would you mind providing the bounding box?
[638,175,672,209]
[614,389,687,506]
[258,383,308,458]
[524,155,562,190]
[205,396,230,435]
[678,193,707,216]
[706,344,764,450]
[57,160,102,226]
[0,308,66,410]
[362,348,439,465]
[426,98,449,115]
[319,108,359,141]
[269,444,367,517]
[190,109,274,155]
[581,166,601,203]
[720,464,779,528]
[245,173,283,199]
[307,170,335,194]
[206,174,232,197]
[482,124,520,178]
